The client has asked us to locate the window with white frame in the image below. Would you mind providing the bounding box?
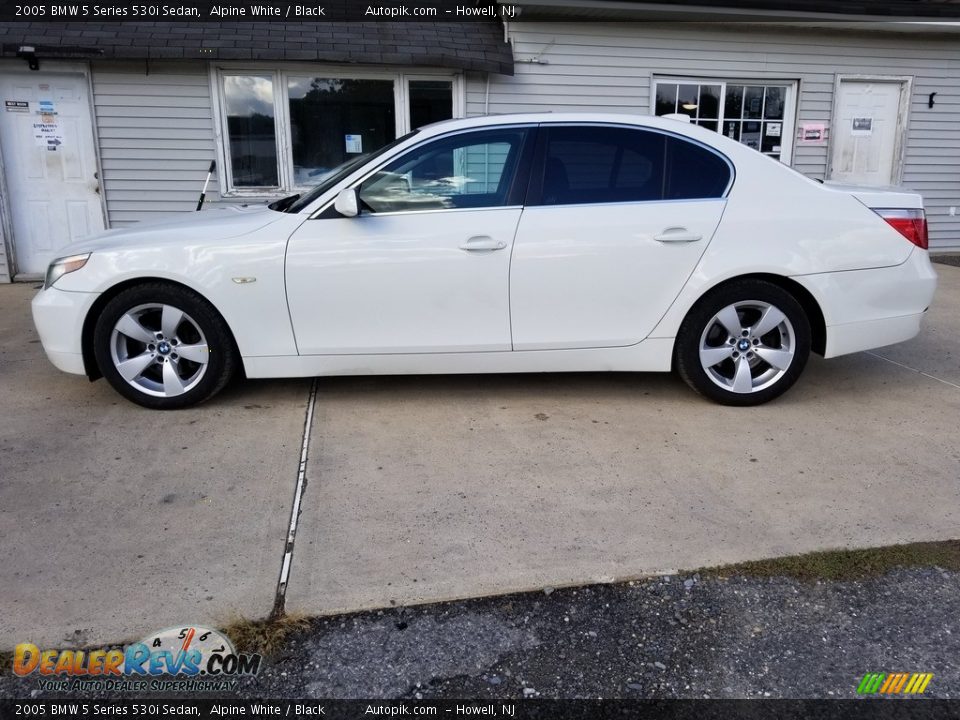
[654,78,797,164]
[215,69,459,195]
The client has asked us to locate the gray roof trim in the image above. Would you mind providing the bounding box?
[0,21,515,75]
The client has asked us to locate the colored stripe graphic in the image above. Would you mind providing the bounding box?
[857,673,885,694]
[857,672,932,694]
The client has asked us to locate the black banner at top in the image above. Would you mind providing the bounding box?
[3,0,960,22]
[1,0,516,22]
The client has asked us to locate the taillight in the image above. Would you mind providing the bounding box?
[875,208,928,250]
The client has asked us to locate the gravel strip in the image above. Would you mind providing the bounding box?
[3,566,957,700]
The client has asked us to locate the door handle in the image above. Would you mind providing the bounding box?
[459,236,507,251]
[653,227,703,243]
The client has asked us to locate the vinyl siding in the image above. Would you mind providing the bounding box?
[0,235,10,282]
[467,23,960,251]
[91,61,223,227]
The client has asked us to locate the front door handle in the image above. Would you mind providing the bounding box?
[459,236,507,252]
[654,227,703,243]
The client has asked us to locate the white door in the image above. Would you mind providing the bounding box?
[829,79,907,187]
[285,127,532,354]
[510,125,729,350]
[0,71,104,275]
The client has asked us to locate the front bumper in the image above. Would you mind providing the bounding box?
[31,286,99,376]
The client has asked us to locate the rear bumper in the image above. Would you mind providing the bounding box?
[31,286,99,376]
[795,249,937,358]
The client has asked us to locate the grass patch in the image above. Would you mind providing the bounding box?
[0,651,13,677]
[699,540,960,583]
[220,613,311,656]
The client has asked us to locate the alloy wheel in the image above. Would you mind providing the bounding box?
[698,300,796,394]
[109,303,209,398]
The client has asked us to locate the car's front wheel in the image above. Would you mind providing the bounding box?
[93,282,237,409]
[675,279,811,406]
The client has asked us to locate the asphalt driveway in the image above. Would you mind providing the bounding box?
[1,265,958,651]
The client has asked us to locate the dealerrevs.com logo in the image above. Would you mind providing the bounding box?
[13,626,261,692]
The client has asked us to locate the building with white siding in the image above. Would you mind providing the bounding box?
[1,2,959,282]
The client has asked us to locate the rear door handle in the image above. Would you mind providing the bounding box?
[653,227,703,243]
[459,236,507,251]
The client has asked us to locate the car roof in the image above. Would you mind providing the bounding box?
[416,112,703,136]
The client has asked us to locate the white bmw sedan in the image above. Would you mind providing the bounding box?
[32,113,937,409]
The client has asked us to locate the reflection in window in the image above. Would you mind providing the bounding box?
[288,77,395,186]
[656,82,721,126]
[657,80,790,163]
[359,130,525,213]
[224,75,279,187]
[409,81,453,130]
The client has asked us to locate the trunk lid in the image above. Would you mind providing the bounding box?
[821,182,924,210]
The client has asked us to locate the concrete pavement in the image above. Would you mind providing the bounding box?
[0,283,310,649]
[285,266,960,616]
[1,266,958,651]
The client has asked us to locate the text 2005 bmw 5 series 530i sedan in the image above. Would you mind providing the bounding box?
[32,113,937,409]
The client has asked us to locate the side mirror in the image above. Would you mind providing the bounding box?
[334,187,360,218]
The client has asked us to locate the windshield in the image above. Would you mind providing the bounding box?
[284,131,419,213]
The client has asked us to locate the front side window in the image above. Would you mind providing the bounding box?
[217,70,457,195]
[534,125,730,206]
[358,129,528,214]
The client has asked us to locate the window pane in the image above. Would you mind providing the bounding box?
[725,86,744,119]
[740,120,762,150]
[288,77,395,186]
[677,84,700,118]
[664,138,730,200]
[410,81,453,130]
[698,85,721,119]
[540,126,666,205]
[655,84,678,116]
[744,86,765,119]
[224,75,278,187]
[359,129,526,213]
[764,86,785,120]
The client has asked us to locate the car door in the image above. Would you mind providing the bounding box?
[509,124,732,351]
[285,126,534,355]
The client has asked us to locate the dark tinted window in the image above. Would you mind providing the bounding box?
[664,136,732,200]
[536,126,730,206]
[538,127,666,206]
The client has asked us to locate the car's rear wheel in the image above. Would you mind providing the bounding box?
[93,283,237,409]
[675,279,811,406]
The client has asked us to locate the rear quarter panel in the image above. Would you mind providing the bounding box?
[650,137,916,338]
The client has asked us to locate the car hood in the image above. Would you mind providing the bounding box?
[60,204,286,256]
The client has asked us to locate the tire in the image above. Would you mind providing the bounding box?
[675,279,811,406]
[93,282,237,409]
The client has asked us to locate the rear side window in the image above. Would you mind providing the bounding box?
[664,136,732,200]
[537,126,666,206]
[533,125,731,206]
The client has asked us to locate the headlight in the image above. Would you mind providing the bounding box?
[44,253,91,290]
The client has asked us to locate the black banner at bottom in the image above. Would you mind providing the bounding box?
[2,699,960,720]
